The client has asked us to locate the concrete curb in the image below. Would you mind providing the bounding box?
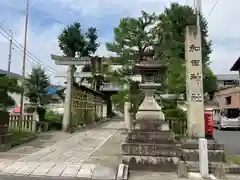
[116,164,129,180]
[188,172,217,179]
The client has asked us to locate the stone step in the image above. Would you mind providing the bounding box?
[126,131,175,142]
[181,139,224,150]
[186,161,219,173]
[182,149,226,162]
[186,161,240,174]
[126,138,176,144]
[134,120,169,131]
[122,155,180,172]
[121,143,182,157]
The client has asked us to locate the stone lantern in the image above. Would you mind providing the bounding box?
[134,50,169,130]
[121,50,182,172]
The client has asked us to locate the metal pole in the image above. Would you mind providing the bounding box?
[195,0,209,178]
[20,0,29,116]
[196,0,202,27]
[7,31,13,76]
[193,0,196,13]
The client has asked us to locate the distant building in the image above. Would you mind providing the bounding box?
[216,74,239,89]
[213,86,240,109]
[0,69,22,79]
[0,69,65,111]
[0,69,30,109]
[212,57,240,109]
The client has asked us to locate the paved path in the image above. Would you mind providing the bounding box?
[2,120,240,179]
[214,129,240,155]
[0,119,124,179]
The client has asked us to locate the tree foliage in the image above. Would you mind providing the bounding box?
[106,11,157,112]
[58,22,100,88]
[24,67,50,106]
[0,75,21,110]
[58,22,99,57]
[154,3,216,94]
[106,11,157,65]
[107,3,217,106]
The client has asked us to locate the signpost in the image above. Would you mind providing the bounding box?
[51,54,91,132]
[185,25,209,179]
[185,26,205,138]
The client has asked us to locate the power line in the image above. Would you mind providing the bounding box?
[29,4,88,30]
[29,5,67,26]
[208,0,220,17]
[0,24,57,73]
[7,30,13,75]
[0,29,56,73]
[2,0,66,26]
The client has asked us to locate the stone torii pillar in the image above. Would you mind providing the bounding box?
[51,54,91,132]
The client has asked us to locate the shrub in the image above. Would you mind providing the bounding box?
[162,99,187,136]
[44,110,62,130]
[164,108,186,118]
[45,110,62,122]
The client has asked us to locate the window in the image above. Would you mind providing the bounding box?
[224,80,236,86]
[225,96,232,105]
[144,74,154,82]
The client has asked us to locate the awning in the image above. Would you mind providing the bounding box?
[12,106,20,113]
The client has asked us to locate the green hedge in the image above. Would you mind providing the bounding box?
[164,108,186,118]
[44,110,63,130]
[162,99,187,136]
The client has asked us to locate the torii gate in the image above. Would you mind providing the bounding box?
[51,54,92,132]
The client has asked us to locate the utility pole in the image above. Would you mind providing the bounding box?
[7,30,13,76]
[194,0,202,26]
[20,0,29,115]
[193,0,209,178]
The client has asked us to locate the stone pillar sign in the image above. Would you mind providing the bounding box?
[185,26,205,138]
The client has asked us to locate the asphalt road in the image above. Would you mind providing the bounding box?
[214,128,240,155]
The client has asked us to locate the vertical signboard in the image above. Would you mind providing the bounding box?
[185,26,205,138]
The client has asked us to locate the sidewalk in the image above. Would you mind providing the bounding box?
[0,119,124,178]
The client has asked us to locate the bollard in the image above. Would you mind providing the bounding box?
[199,138,209,178]
[124,102,132,132]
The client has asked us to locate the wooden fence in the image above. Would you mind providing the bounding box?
[9,113,37,132]
[7,85,107,132]
[166,117,187,137]
[71,85,106,126]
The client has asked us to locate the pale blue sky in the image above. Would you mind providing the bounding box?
[0,0,239,84]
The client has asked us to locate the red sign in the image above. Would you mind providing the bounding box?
[204,110,214,138]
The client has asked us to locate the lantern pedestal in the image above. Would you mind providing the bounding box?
[121,50,181,172]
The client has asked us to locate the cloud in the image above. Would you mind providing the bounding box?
[0,0,239,85]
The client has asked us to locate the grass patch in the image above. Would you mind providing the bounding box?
[227,155,240,165]
[9,131,36,145]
